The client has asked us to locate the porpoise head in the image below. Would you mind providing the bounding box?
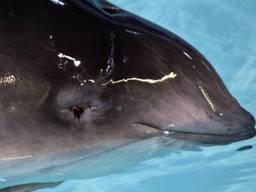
[0,0,255,160]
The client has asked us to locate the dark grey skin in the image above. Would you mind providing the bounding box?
[0,0,255,190]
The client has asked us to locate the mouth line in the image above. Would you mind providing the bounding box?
[135,122,256,143]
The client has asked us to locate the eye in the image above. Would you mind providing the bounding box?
[70,105,91,120]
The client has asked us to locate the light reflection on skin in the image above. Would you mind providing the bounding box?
[0,75,16,86]
[125,29,140,35]
[56,53,177,87]
[58,53,81,67]
[50,0,65,6]
[1,155,33,161]
[183,51,193,60]
[72,71,177,87]
[101,72,177,86]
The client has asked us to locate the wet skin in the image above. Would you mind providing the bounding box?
[0,0,255,156]
[0,0,255,189]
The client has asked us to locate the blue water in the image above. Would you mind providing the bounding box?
[37,0,256,191]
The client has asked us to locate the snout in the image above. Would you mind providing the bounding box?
[218,107,255,136]
[164,107,256,144]
[227,107,256,140]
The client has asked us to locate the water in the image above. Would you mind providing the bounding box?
[12,0,256,191]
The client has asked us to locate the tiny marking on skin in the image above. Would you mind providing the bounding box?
[198,84,216,112]
[102,72,177,86]
[37,86,50,109]
[1,155,33,161]
[41,42,57,52]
